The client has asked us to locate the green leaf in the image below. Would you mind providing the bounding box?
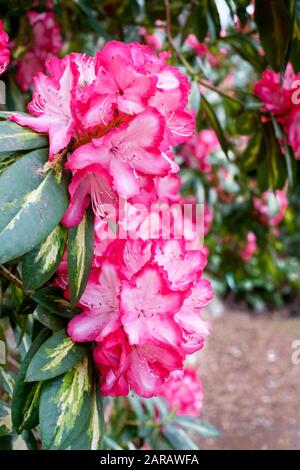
[296,0,300,30]
[207,0,221,40]
[26,328,86,382]
[271,116,296,189]
[0,150,18,162]
[0,148,69,264]
[22,225,67,290]
[225,35,264,71]
[39,355,92,450]
[103,436,123,450]
[68,207,94,307]
[0,369,14,397]
[31,286,77,318]
[0,120,48,152]
[200,94,229,156]
[33,306,64,331]
[162,423,198,450]
[12,430,37,450]
[173,416,219,438]
[257,123,287,190]
[241,131,263,172]
[70,379,104,450]
[0,436,12,449]
[236,111,260,135]
[77,0,109,39]
[12,328,49,433]
[255,0,293,71]
[182,1,207,43]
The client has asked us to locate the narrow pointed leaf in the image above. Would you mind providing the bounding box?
[255,0,293,72]
[173,416,219,438]
[0,369,14,397]
[200,94,229,156]
[68,207,94,307]
[12,328,50,433]
[33,306,64,331]
[70,380,104,450]
[163,423,198,450]
[22,225,67,290]
[31,286,77,318]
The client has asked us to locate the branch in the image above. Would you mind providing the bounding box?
[163,0,244,107]
[0,264,24,290]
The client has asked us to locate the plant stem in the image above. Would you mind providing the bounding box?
[0,264,24,290]
[163,0,244,107]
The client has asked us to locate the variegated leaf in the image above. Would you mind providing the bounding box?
[0,119,48,152]
[0,148,69,264]
[0,400,12,437]
[12,328,49,433]
[39,355,92,450]
[0,431,37,450]
[0,368,15,397]
[25,328,86,382]
[33,306,64,331]
[70,380,104,450]
[22,225,67,290]
[31,286,77,318]
[68,207,94,307]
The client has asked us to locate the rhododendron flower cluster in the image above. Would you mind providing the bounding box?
[241,231,257,261]
[56,230,213,397]
[11,41,214,398]
[253,190,288,227]
[0,19,9,75]
[254,64,300,159]
[160,368,204,416]
[10,41,196,227]
[181,129,219,173]
[16,11,63,91]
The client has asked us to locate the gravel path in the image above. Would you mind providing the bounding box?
[197,303,300,450]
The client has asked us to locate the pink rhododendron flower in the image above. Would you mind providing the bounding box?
[241,231,257,261]
[253,190,288,227]
[93,328,183,397]
[284,108,300,159]
[186,34,209,59]
[139,27,163,51]
[185,33,217,65]
[181,129,219,172]
[160,368,204,416]
[254,64,297,117]
[16,11,63,91]
[10,41,195,226]
[0,20,9,75]
[11,54,78,158]
[61,165,117,227]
